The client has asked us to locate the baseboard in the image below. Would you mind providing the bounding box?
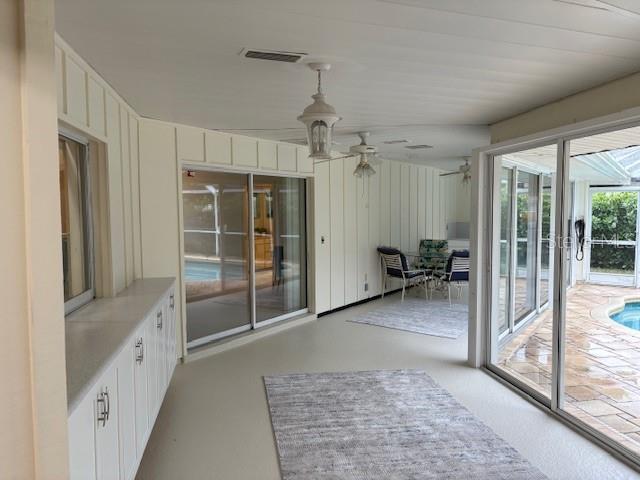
[317,287,406,318]
[184,312,317,363]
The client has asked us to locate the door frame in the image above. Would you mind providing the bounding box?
[180,164,310,350]
[585,186,640,287]
[472,106,640,470]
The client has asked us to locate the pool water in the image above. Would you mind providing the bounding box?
[184,260,244,281]
[610,301,640,330]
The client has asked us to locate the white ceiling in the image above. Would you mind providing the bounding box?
[55,0,640,169]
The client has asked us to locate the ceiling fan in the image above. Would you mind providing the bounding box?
[317,131,384,177]
[440,157,471,185]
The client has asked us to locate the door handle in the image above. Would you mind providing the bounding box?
[157,310,163,329]
[169,293,175,310]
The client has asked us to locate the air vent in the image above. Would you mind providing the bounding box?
[243,48,307,63]
[382,139,409,145]
[405,144,433,150]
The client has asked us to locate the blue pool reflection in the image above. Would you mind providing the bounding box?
[610,302,640,330]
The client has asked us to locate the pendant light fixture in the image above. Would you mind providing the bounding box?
[297,63,341,159]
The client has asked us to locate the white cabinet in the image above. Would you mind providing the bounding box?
[145,309,159,420]
[117,338,137,480]
[68,392,97,480]
[133,328,149,456]
[68,284,176,480]
[95,368,120,480]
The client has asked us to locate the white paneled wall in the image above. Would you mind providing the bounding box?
[313,158,466,314]
[56,35,141,296]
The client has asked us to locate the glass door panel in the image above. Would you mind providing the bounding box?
[253,175,307,323]
[490,144,558,401]
[182,170,251,346]
[561,129,640,458]
[498,167,513,336]
[588,190,637,286]
[514,171,539,324]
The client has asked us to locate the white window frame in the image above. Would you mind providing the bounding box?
[60,130,95,315]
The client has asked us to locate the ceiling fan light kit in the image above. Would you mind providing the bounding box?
[297,63,341,159]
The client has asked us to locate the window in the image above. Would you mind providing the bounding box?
[59,134,94,314]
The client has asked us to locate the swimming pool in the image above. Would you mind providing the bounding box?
[184,260,244,281]
[610,301,640,330]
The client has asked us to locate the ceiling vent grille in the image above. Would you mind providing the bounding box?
[405,144,433,150]
[243,48,307,63]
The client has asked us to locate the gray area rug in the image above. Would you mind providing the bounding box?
[347,298,468,338]
[264,370,547,480]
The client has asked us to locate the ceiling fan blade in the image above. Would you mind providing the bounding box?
[330,154,357,160]
[439,171,461,177]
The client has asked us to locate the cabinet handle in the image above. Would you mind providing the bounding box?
[104,387,110,422]
[135,338,144,364]
[97,392,106,427]
[169,293,175,310]
[96,388,109,427]
[157,310,163,329]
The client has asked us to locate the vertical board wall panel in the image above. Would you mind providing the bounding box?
[343,157,358,305]
[389,162,401,247]
[432,170,441,239]
[417,167,426,242]
[129,116,142,279]
[138,120,183,350]
[379,161,391,247]
[356,175,369,300]
[329,160,345,309]
[120,108,134,285]
[440,174,448,239]
[105,94,125,292]
[409,165,418,252]
[313,162,331,313]
[87,77,105,137]
[368,172,381,296]
[65,57,87,127]
[400,164,410,251]
[176,125,205,162]
[425,168,433,239]
[55,45,65,116]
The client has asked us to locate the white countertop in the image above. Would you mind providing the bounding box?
[66,277,175,412]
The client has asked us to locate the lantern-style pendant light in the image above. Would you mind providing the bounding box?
[297,63,341,159]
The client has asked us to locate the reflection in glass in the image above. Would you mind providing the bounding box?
[253,175,307,322]
[59,136,91,302]
[514,171,539,324]
[182,170,250,344]
[498,167,513,335]
[540,175,552,307]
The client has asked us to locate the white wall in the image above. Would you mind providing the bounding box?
[313,157,466,314]
[55,35,142,296]
[2,1,69,477]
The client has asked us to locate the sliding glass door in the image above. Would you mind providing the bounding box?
[182,170,251,346]
[182,168,308,348]
[253,175,307,324]
[489,145,558,401]
[486,122,640,466]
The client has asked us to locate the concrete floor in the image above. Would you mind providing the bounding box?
[137,293,640,480]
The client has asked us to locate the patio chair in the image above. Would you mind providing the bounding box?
[377,246,431,301]
[440,250,470,305]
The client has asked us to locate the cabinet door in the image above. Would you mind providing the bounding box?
[116,340,137,480]
[145,313,159,421]
[168,291,177,379]
[134,328,149,456]
[95,367,120,480]
[156,304,167,399]
[68,396,97,480]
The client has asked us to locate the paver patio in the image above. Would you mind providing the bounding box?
[498,283,640,454]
